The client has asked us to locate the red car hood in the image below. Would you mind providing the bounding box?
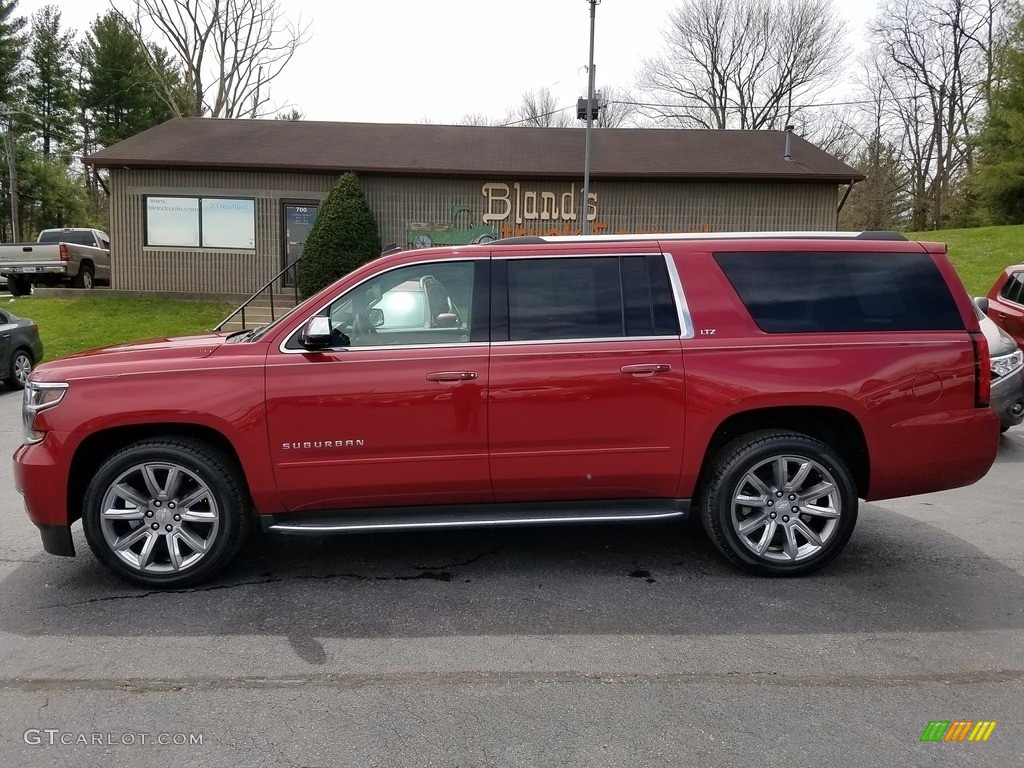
[31,332,233,382]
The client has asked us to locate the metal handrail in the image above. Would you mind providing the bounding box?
[215,257,302,331]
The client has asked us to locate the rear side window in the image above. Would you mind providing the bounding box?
[714,251,965,333]
[1000,272,1024,305]
[500,255,679,341]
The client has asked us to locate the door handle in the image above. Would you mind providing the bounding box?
[620,363,672,375]
[426,371,478,382]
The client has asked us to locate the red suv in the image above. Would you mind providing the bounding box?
[14,233,1000,587]
[985,264,1024,348]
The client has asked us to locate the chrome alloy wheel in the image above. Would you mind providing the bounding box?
[99,461,221,574]
[729,454,841,563]
[12,352,31,386]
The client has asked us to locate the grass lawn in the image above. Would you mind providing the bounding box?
[905,224,1024,297]
[4,295,236,362]
[5,226,1022,363]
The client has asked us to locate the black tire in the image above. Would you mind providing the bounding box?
[699,430,858,576]
[8,276,31,296]
[71,264,95,289]
[6,348,32,390]
[82,438,251,588]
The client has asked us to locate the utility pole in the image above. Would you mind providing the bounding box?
[580,0,600,236]
[1,105,18,241]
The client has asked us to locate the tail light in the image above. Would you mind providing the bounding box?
[970,331,991,407]
[58,243,69,262]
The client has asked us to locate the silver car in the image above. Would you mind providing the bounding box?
[976,299,1024,432]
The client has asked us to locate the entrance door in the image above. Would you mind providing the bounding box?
[282,202,319,287]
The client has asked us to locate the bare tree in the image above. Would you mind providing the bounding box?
[637,0,847,130]
[868,0,1001,228]
[594,86,641,128]
[121,0,311,118]
[506,87,573,127]
[458,112,500,126]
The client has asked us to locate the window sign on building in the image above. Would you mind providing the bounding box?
[146,196,200,247]
[145,196,255,249]
[202,198,256,249]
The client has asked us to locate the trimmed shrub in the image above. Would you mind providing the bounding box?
[297,173,381,298]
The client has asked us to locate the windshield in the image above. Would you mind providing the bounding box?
[37,230,97,246]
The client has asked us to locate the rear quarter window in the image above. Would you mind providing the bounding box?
[1000,272,1024,305]
[714,251,965,333]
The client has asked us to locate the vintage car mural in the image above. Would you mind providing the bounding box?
[407,204,497,248]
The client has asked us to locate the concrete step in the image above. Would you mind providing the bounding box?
[217,296,301,332]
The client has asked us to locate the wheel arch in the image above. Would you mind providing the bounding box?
[67,423,249,525]
[696,406,869,499]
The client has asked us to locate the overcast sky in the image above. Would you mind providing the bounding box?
[26,0,877,124]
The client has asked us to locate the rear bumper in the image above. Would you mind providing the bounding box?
[0,264,67,276]
[866,408,1000,500]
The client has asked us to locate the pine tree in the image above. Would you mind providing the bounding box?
[297,173,381,299]
[81,11,174,149]
[0,0,26,106]
[24,5,76,158]
[971,12,1024,224]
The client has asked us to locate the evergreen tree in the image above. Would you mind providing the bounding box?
[24,5,75,159]
[17,149,89,233]
[81,11,175,149]
[839,137,908,231]
[971,12,1024,224]
[297,173,381,299]
[0,0,26,107]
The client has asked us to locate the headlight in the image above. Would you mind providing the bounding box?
[22,381,68,445]
[991,349,1024,380]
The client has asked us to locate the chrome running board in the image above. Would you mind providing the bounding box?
[262,499,690,534]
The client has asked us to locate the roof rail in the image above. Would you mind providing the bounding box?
[490,231,908,246]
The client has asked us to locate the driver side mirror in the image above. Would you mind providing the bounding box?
[299,316,333,350]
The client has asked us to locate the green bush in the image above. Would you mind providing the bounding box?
[297,173,381,298]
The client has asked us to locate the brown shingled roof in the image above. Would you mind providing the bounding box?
[84,117,863,182]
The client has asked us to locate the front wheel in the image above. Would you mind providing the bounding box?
[6,348,32,390]
[82,438,250,588]
[699,430,858,576]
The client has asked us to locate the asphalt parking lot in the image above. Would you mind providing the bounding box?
[0,387,1021,768]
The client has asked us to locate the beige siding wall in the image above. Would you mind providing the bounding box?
[109,169,838,293]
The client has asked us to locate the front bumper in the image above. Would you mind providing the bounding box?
[992,370,1024,430]
[37,523,75,556]
[14,436,76,556]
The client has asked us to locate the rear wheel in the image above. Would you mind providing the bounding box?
[71,265,94,289]
[82,438,250,588]
[8,276,30,296]
[699,430,858,576]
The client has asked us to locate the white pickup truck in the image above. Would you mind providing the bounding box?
[0,228,111,296]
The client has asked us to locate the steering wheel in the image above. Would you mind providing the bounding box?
[352,311,377,339]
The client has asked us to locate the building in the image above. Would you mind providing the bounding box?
[84,118,863,295]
